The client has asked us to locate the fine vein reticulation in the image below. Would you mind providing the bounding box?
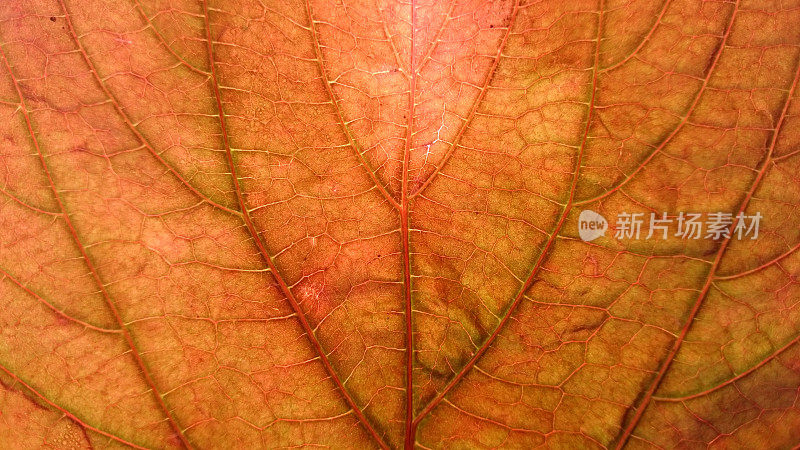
[1,0,800,448]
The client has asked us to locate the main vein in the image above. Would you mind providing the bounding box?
[0,362,147,449]
[614,19,799,447]
[409,0,520,200]
[402,1,417,447]
[199,1,388,448]
[574,0,739,208]
[411,0,605,431]
[306,0,401,212]
[0,35,192,449]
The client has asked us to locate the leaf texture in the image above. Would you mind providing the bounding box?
[1,0,800,448]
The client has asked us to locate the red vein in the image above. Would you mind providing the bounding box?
[0,362,147,450]
[131,0,210,76]
[574,1,740,207]
[0,186,61,216]
[715,236,800,280]
[614,35,799,448]
[409,1,520,200]
[599,0,672,73]
[59,0,241,218]
[198,3,388,448]
[413,0,457,77]
[0,267,121,333]
[412,0,605,430]
[653,332,800,402]
[402,2,417,447]
[772,147,800,162]
[305,0,401,211]
[0,41,191,449]
[380,11,409,77]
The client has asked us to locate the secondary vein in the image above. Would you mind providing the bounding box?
[199,2,389,448]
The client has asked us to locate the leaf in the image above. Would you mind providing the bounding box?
[0,0,799,448]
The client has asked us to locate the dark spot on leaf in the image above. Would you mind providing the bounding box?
[50,16,56,22]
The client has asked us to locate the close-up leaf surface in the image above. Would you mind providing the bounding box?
[0,0,799,448]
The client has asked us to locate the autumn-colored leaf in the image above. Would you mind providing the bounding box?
[1,0,799,448]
